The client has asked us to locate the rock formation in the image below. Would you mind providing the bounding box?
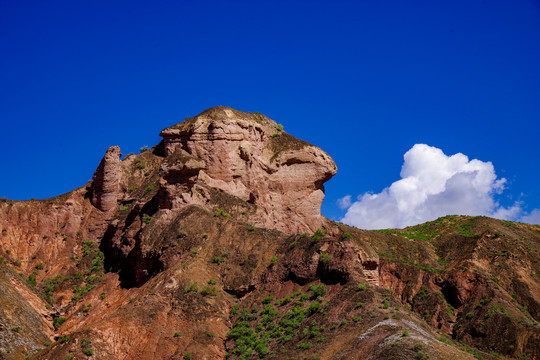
[0,107,538,360]
[159,106,337,233]
[90,146,122,212]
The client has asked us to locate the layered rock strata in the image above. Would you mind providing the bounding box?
[159,106,337,233]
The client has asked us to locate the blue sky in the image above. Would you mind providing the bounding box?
[1,0,539,227]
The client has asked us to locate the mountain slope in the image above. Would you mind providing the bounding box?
[0,107,538,360]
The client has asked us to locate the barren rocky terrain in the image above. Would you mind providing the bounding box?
[0,106,539,359]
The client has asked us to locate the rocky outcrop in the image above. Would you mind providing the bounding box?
[1,108,539,360]
[158,148,206,210]
[90,146,122,212]
[159,106,337,233]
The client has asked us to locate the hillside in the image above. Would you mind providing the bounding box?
[0,107,539,360]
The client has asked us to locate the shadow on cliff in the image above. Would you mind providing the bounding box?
[99,194,163,289]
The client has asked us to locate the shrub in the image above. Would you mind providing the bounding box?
[143,216,152,224]
[297,342,312,349]
[81,337,92,347]
[355,302,364,309]
[466,311,475,319]
[230,305,240,316]
[27,271,38,287]
[402,330,409,336]
[65,355,74,360]
[248,225,256,231]
[71,282,96,303]
[476,298,492,307]
[201,286,218,296]
[306,301,322,315]
[207,332,215,337]
[353,316,361,322]
[416,286,430,300]
[270,256,278,265]
[137,162,146,169]
[43,275,62,303]
[35,262,44,270]
[14,260,21,267]
[144,185,155,194]
[212,256,225,265]
[262,296,274,304]
[53,316,66,330]
[140,145,148,152]
[276,124,284,131]
[183,353,192,360]
[411,342,429,360]
[319,253,332,265]
[185,284,199,293]
[58,335,69,343]
[11,326,20,332]
[82,240,95,256]
[275,296,291,306]
[208,279,217,285]
[174,332,180,337]
[312,228,327,241]
[308,284,327,299]
[341,232,352,239]
[214,208,231,218]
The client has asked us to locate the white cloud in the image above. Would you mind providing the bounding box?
[521,209,540,225]
[340,144,522,229]
[337,195,352,209]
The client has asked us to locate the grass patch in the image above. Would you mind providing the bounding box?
[214,207,231,218]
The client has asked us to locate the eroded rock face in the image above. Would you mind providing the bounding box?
[160,106,337,233]
[91,146,122,212]
[86,107,336,233]
[158,148,206,210]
